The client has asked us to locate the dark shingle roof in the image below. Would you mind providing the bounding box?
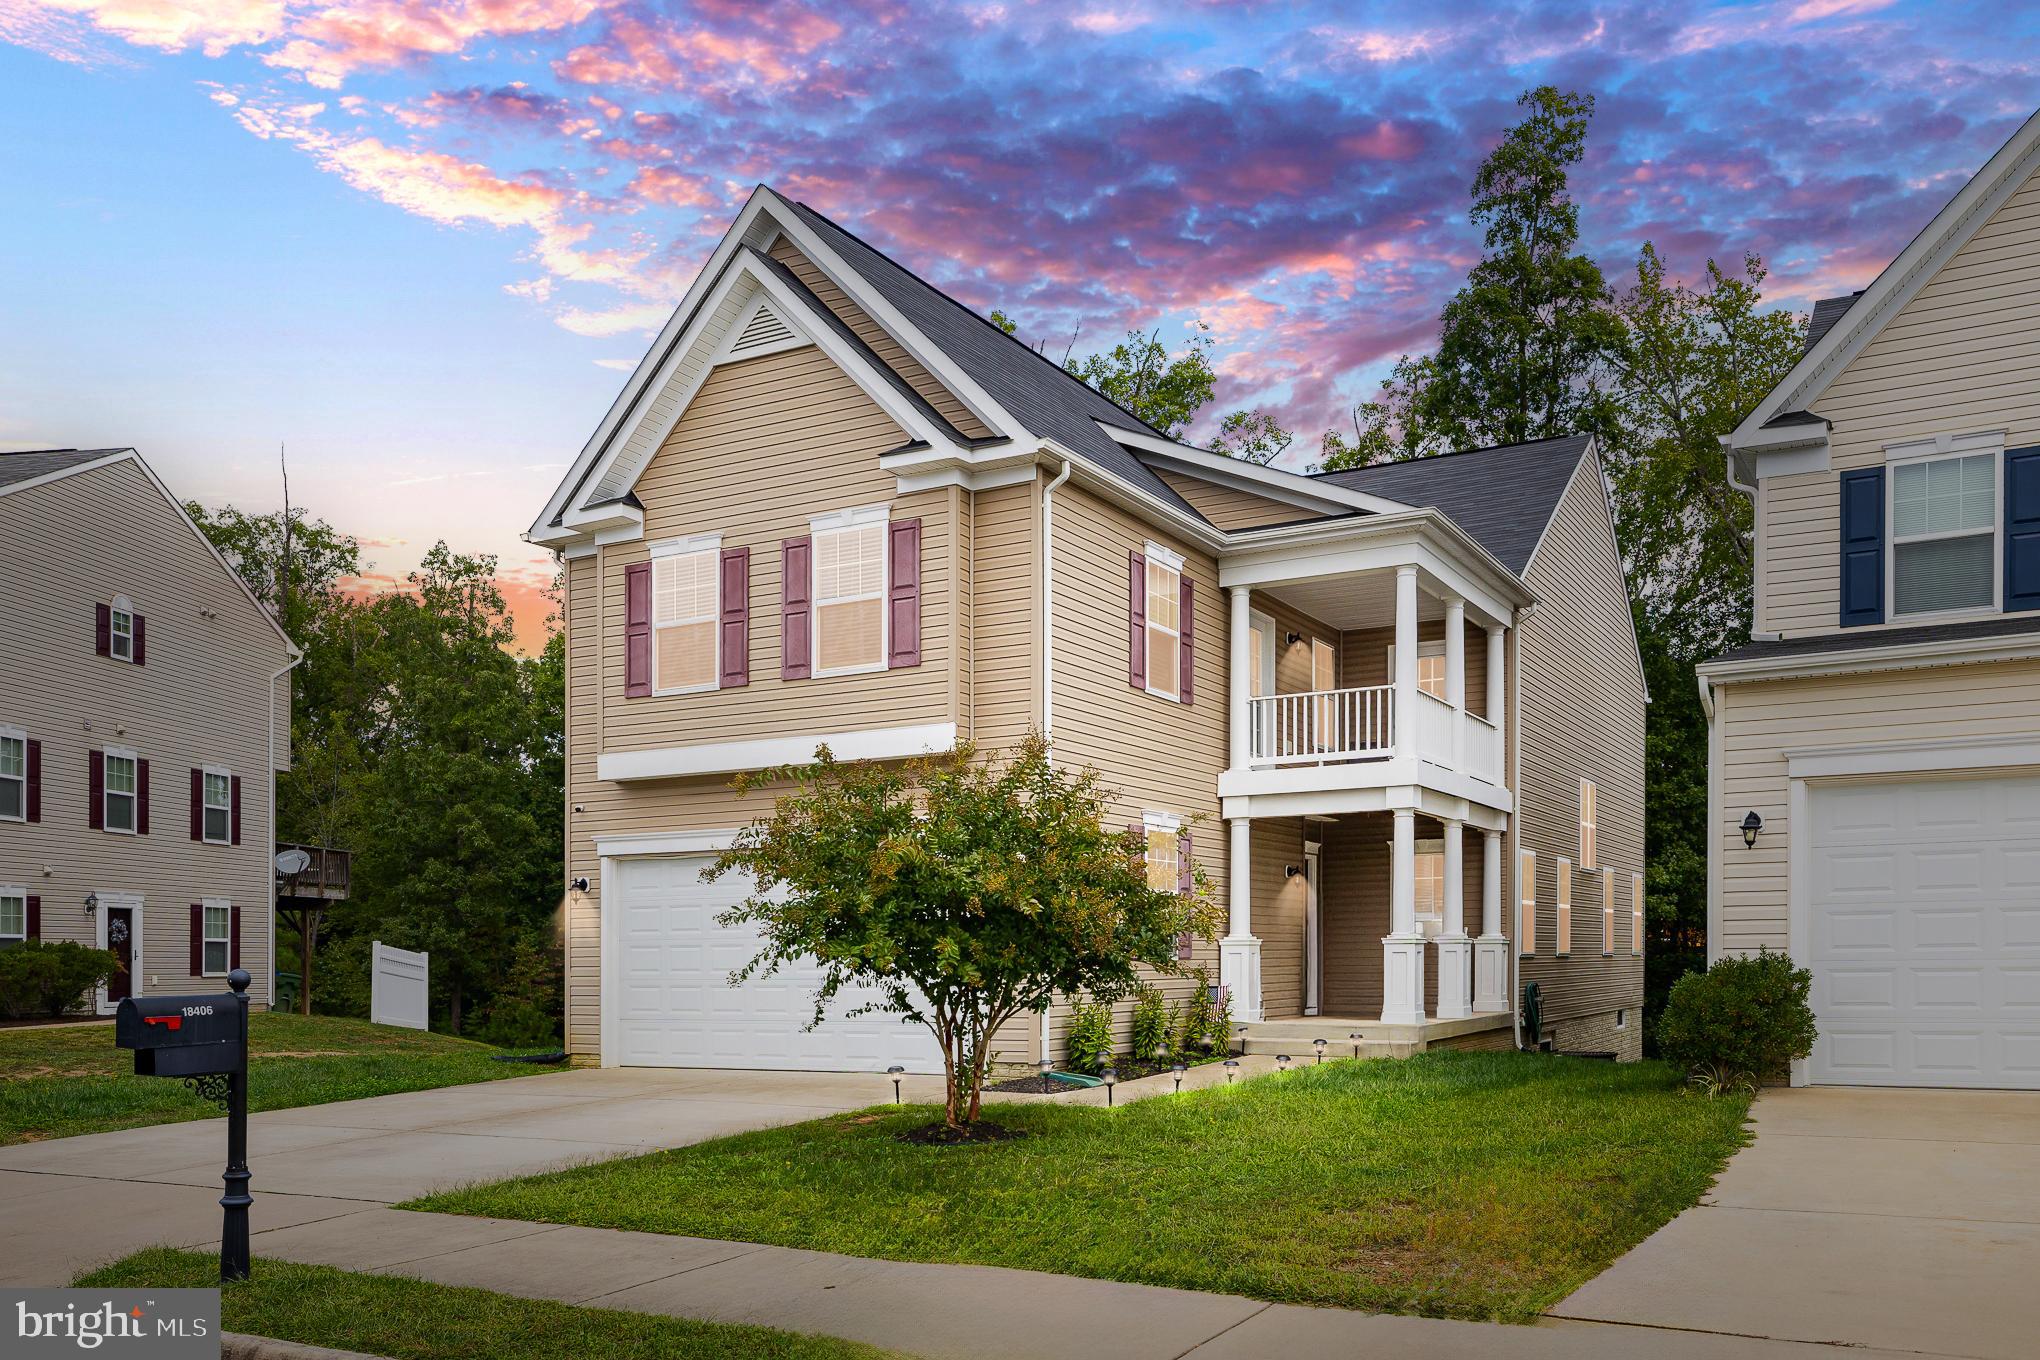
[1709,613,2040,667]
[0,447,128,489]
[1309,436,1592,573]
[784,199,1202,519]
[1805,292,1862,354]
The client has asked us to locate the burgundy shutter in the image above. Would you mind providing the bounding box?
[887,518,922,668]
[95,603,111,656]
[1178,576,1194,706]
[230,904,242,970]
[719,547,750,688]
[189,904,203,976]
[25,896,39,941]
[781,536,812,680]
[1128,550,1146,690]
[623,562,652,698]
[132,614,146,666]
[230,776,243,845]
[136,759,149,835]
[88,751,104,830]
[190,768,204,841]
[24,740,38,823]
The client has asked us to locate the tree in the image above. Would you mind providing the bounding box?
[1209,409,1293,465]
[1065,322,1217,436]
[711,735,1220,1132]
[1316,355,1444,471]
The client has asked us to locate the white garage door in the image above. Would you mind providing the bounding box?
[1809,774,2040,1089]
[610,854,943,1073]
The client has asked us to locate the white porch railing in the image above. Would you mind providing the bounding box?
[1247,685,1393,764]
[1465,713,1502,785]
[1413,688,1453,756]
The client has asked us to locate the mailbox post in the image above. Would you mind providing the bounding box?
[115,968,253,1282]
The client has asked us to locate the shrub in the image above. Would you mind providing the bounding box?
[1066,997,1115,1073]
[1656,948,1817,1092]
[1128,984,1170,1063]
[0,940,122,1019]
[1174,966,1231,1056]
[473,935,563,1048]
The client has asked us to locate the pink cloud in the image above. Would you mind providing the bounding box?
[27,0,287,56]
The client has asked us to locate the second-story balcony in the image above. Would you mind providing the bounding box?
[1245,684,1503,785]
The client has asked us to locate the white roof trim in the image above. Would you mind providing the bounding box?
[1732,107,2040,448]
[1097,422,1411,517]
[1698,627,2040,683]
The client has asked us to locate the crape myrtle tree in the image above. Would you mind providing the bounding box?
[710,735,1221,1132]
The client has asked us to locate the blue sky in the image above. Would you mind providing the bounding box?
[3,0,2036,645]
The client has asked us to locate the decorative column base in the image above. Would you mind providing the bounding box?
[1381,933,1426,1026]
[1435,934,1474,1020]
[1220,935,1263,1023]
[1473,936,1511,1013]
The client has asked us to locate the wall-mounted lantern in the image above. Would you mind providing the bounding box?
[1741,811,1764,849]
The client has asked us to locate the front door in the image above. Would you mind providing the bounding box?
[104,906,134,1003]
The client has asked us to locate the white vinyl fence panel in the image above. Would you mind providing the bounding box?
[370,940,430,1030]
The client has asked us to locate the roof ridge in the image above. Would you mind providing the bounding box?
[1308,433,1588,477]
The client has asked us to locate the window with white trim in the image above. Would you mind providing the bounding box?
[1144,543,1182,701]
[1518,849,1536,955]
[1556,856,1572,955]
[1891,449,1997,617]
[202,900,230,976]
[812,507,888,676]
[202,767,232,844]
[0,727,24,822]
[110,596,135,662]
[1385,640,1447,700]
[1143,812,1181,892]
[1602,868,1616,956]
[1413,839,1445,938]
[1631,872,1644,956]
[1579,779,1597,870]
[651,536,721,694]
[0,888,24,946]
[105,749,138,834]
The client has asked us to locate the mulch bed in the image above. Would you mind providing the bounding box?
[986,1050,1229,1095]
[898,1119,1025,1145]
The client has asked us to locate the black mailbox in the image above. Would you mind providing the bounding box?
[116,993,245,1076]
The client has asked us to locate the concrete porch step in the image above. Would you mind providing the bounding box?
[1236,1012,1512,1061]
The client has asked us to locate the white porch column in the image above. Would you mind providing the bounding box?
[1382,807,1426,1025]
[1392,565,1419,758]
[1229,586,1252,770]
[1221,816,1262,1023]
[1485,623,1506,730]
[1475,828,1510,1012]
[1436,819,1473,1020]
[1444,595,1466,771]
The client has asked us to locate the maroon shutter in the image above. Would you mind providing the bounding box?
[719,547,750,688]
[1178,576,1194,706]
[190,768,204,841]
[135,759,149,835]
[25,896,39,941]
[781,537,812,679]
[132,614,146,666]
[24,740,38,823]
[189,904,203,975]
[623,562,652,698]
[95,603,111,656]
[1176,830,1194,959]
[887,519,922,668]
[88,751,104,830]
[1128,550,1146,690]
[230,776,243,846]
[230,904,242,970]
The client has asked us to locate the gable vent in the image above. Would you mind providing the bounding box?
[730,303,797,354]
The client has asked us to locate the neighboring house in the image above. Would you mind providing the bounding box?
[1700,108,2040,1091]
[532,187,1646,1073]
[0,448,296,1012]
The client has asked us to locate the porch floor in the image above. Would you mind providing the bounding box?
[1239,1012,1512,1059]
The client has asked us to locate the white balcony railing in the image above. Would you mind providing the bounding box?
[1247,685,1393,765]
[1465,712,1502,785]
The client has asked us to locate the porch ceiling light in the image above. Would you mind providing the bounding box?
[1740,811,1764,849]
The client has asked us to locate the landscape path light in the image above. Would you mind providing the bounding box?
[1224,1058,1239,1084]
[1277,1054,1292,1073]
[1349,1032,1365,1060]
[1313,1038,1327,1064]
[1101,1067,1118,1107]
[887,1065,904,1104]
[1172,1062,1187,1093]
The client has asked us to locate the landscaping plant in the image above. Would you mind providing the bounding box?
[712,734,1220,1132]
[1173,966,1230,1056]
[1065,998,1114,1075]
[1655,948,1817,1093]
[0,940,121,1019]
[1128,984,1170,1064]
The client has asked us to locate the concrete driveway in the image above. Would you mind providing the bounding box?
[0,1065,945,1286]
[1553,1085,2040,1360]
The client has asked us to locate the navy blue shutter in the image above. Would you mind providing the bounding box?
[2004,447,2040,613]
[1838,468,1885,627]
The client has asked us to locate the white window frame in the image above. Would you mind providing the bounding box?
[1142,540,1184,702]
[1385,640,1448,701]
[1631,871,1644,956]
[1142,810,1182,892]
[1614,1008,1628,1031]
[649,533,723,696]
[1247,610,1276,698]
[1412,837,1446,938]
[1602,868,1616,956]
[811,505,890,678]
[1579,778,1598,870]
[201,897,231,978]
[1556,856,1572,956]
[0,724,25,824]
[1517,848,1536,956]
[0,886,25,945]
[1885,439,2003,622]
[201,765,232,845]
[104,746,139,836]
[109,595,135,662]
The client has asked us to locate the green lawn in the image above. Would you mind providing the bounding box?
[1,1012,554,1144]
[76,1249,908,1360]
[413,1051,1751,1323]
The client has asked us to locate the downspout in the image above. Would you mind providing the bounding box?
[1039,458,1072,1067]
[1507,603,1532,1051]
[266,648,304,1011]
[1700,667,1723,968]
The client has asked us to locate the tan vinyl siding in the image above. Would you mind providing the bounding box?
[969,477,1039,752]
[768,236,996,440]
[1154,469,1323,531]
[1516,453,1646,1026]
[1762,163,2040,637]
[0,458,292,1008]
[1714,658,2040,956]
